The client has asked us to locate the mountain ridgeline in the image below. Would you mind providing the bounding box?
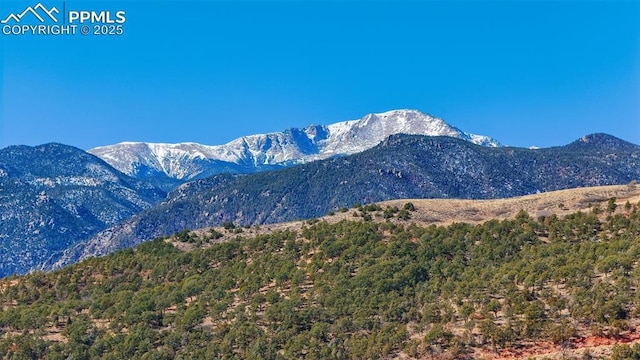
[88,110,500,185]
[53,133,640,269]
[0,144,166,277]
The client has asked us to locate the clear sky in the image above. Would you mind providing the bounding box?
[1,0,639,150]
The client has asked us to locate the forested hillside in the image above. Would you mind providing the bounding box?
[1,197,640,359]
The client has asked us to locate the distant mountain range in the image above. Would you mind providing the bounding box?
[51,133,640,270]
[0,144,165,277]
[4,109,503,277]
[1,110,639,277]
[89,110,501,186]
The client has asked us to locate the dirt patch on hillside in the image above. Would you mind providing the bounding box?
[381,183,640,227]
[474,328,640,360]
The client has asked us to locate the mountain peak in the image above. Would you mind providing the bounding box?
[579,133,620,144]
[367,109,443,126]
[375,108,435,118]
[90,110,501,183]
[567,133,636,151]
[369,109,454,132]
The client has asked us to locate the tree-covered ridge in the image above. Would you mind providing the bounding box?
[1,201,640,359]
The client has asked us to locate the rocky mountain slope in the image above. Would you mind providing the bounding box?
[52,133,640,269]
[88,110,500,184]
[0,143,165,277]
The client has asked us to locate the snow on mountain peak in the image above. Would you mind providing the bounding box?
[89,109,501,181]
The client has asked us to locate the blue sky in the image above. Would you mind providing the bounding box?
[1,0,639,149]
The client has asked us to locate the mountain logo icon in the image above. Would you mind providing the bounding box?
[1,3,59,24]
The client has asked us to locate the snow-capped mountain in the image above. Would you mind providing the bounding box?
[89,109,501,183]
